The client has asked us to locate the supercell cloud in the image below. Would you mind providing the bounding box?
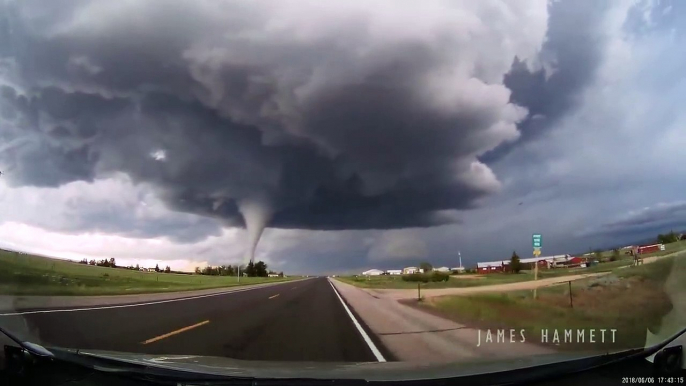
[0,0,595,265]
[0,0,548,241]
[1,1,683,270]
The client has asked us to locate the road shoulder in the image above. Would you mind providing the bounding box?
[330,278,555,364]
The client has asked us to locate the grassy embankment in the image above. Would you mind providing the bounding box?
[338,240,686,290]
[417,252,686,351]
[0,250,296,296]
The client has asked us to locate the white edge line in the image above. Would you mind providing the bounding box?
[0,279,309,317]
[327,279,386,363]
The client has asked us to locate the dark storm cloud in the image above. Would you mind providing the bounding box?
[0,0,543,233]
[481,0,611,163]
[587,202,686,238]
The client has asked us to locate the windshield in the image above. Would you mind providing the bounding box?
[1,0,685,379]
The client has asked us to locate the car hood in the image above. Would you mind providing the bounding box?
[49,347,621,381]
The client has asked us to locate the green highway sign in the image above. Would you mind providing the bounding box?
[532,234,542,248]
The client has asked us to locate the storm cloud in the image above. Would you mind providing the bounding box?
[481,0,611,163]
[581,202,686,239]
[0,0,548,239]
[4,1,680,273]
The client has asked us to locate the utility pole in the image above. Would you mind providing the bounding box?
[532,234,542,300]
[533,258,538,299]
[458,251,463,269]
[238,265,241,283]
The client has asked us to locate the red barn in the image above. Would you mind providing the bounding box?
[570,256,585,264]
[477,261,507,273]
[638,244,664,254]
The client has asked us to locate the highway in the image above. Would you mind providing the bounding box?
[0,278,388,362]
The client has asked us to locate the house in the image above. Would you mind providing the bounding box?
[362,269,384,276]
[403,267,419,274]
[386,269,402,275]
[268,273,279,277]
[435,267,450,272]
[451,266,466,273]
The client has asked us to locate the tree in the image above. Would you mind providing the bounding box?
[254,261,268,277]
[135,264,140,271]
[611,248,620,261]
[593,249,603,260]
[109,258,116,268]
[195,266,201,274]
[155,264,160,272]
[509,251,521,273]
[89,259,96,265]
[419,262,433,273]
[164,266,171,273]
[244,261,256,277]
[79,258,88,264]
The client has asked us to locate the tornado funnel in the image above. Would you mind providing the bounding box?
[238,198,273,264]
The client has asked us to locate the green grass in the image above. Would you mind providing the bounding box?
[0,251,296,296]
[418,255,686,351]
[336,272,537,289]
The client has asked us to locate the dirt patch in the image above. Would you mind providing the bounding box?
[407,275,673,352]
[449,275,485,280]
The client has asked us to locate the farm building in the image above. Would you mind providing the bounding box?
[476,261,506,273]
[386,269,402,275]
[434,267,450,272]
[362,269,384,276]
[637,244,665,254]
[477,255,572,273]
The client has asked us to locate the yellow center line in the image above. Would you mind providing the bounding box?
[269,294,280,299]
[141,320,210,345]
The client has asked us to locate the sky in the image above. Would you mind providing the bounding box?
[0,0,685,274]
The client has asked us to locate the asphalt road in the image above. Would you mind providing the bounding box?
[0,278,386,362]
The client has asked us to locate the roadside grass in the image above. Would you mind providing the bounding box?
[416,255,686,352]
[0,251,295,296]
[336,272,536,289]
[336,261,627,290]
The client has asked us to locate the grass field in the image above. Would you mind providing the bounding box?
[339,240,686,290]
[415,254,686,351]
[336,271,535,289]
[0,250,296,296]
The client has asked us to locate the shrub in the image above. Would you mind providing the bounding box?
[402,272,449,282]
[430,272,450,282]
[402,273,429,283]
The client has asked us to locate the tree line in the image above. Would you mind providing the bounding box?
[194,260,283,278]
[657,231,683,244]
[78,259,172,273]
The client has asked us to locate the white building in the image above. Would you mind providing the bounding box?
[386,269,402,275]
[435,267,450,272]
[362,269,384,276]
[451,267,466,273]
[403,266,419,274]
